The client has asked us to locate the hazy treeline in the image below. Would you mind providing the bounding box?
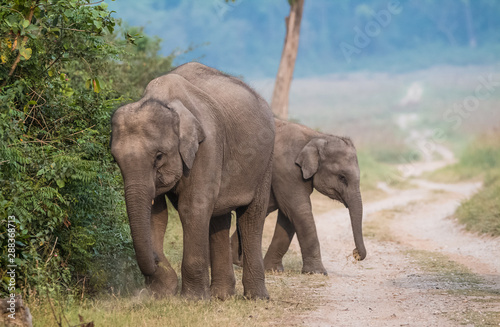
[108,0,500,77]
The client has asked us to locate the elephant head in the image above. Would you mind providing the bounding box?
[295,136,366,261]
[110,98,205,281]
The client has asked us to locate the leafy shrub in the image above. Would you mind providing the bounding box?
[0,0,175,299]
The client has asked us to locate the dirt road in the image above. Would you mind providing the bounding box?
[292,154,500,326]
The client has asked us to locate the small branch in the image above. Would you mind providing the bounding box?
[42,53,64,78]
[0,6,23,16]
[45,236,58,263]
[66,125,96,137]
[79,0,104,6]
[46,289,63,327]
[8,139,55,146]
[1,1,39,89]
[60,27,91,32]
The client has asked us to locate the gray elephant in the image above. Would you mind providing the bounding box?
[110,62,275,300]
[232,119,366,275]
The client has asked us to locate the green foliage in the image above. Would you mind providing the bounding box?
[357,150,402,193]
[431,129,500,182]
[456,172,500,237]
[430,129,500,236]
[0,0,176,299]
[102,23,176,100]
[452,130,500,236]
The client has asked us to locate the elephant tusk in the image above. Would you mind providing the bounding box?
[152,199,154,205]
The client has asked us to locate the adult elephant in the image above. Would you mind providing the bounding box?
[232,119,366,275]
[111,62,275,300]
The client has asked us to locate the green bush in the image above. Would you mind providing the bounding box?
[0,0,175,299]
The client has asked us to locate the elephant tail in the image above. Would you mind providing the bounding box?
[237,217,242,259]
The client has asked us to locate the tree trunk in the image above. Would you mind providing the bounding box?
[271,0,304,120]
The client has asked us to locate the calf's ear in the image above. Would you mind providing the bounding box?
[295,138,327,179]
[168,100,206,170]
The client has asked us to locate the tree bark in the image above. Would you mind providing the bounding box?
[271,0,304,120]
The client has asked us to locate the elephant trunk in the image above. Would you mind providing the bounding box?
[347,190,366,261]
[124,183,157,276]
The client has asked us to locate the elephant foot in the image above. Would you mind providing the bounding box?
[264,259,284,273]
[243,286,270,300]
[301,262,328,276]
[210,282,236,300]
[180,286,210,300]
[145,263,178,298]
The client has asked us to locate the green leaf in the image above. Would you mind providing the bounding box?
[25,24,39,34]
[93,78,100,93]
[23,19,30,28]
[19,47,32,60]
[56,179,65,188]
[86,79,91,89]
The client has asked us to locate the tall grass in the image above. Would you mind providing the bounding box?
[436,129,500,237]
[430,129,500,182]
[28,199,326,326]
[456,172,500,237]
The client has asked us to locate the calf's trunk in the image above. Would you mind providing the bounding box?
[347,190,366,260]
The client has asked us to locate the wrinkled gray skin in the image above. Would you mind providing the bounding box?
[232,119,366,275]
[110,62,275,300]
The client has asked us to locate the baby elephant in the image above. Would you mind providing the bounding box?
[232,119,366,275]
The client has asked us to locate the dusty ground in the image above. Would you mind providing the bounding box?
[284,151,500,326]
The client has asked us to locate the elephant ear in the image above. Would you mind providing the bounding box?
[168,100,206,171]
[295,138,327,179]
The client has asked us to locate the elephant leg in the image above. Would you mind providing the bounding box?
[230,229,242,267]
[263,209,295,272]
[177,195,212,300]
[288,200,327,275]
[236,163,272,300]
[209,213,236,300]
[146,194,178,297]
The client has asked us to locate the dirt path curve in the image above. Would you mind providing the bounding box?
[294,145,500,326]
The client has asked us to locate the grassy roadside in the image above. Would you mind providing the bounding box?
[429,129,500,237]
[28,204,327,327]
[407,249,500,327]
[29,270,327,327]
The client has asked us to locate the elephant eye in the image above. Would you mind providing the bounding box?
[338,175,348,186]
[155,153,163,162]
